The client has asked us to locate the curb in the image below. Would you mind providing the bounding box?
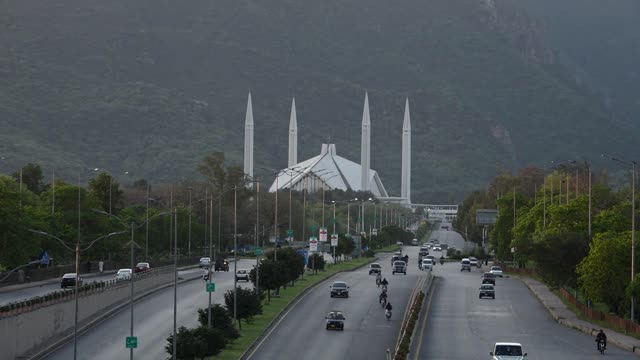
[26,273,202,359]
[240,257,376,360]
[518,276,640,357]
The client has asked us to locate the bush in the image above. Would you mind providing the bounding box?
[197,305,240,340]
[363,249,375,257]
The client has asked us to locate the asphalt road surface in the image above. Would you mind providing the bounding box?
[0,268,202,305]
[413,261,636,359]
[44,259,256,360]
[247,246,427,360]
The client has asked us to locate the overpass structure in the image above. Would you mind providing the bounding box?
[410,204,458,222]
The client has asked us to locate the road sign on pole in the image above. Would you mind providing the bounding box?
[206,283,216,292]
[126,336,138,349]
[311,225,318,233]
[254,247,263,256]
[309,237,318,252]
[319,227,328,242]
[330,234,338,246]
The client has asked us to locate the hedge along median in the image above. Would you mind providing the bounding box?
[208,256,374,360]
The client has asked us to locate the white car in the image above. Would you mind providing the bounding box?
[199,257,211,268]
[433,246,441,251]
[236,269,249,282]
[421,259,433,271]
[116,268,132,281]
[490,266,504,277]
[469,257,479,267]
[490,342,527,359]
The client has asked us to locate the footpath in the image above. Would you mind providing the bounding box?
[520,276,640,356]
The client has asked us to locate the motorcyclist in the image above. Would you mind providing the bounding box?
[379,290,388,305]
[375,273,382,286]
[596,329,607,351]
[385,302,393,312]
[381,277,388,287]
[439,256,445,265]
[202,268,210,280]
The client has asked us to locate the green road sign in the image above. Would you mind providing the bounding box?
[330,217,337,224]
[287,229,294,236]
[125,336,138,349]
[206,283,216,292]
[254,247,263,256]
[310,225,318,233]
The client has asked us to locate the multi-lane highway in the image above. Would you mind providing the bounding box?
[414,231,636,359]
[247,247,428,360]
[44,259,256,360]
[0,268,202,305]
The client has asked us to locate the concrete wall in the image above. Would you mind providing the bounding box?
[0,268,176,359]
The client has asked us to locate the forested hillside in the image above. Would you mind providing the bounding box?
[0,0,635,202]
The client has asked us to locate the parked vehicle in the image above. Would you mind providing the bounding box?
[460,258,471,272]
[116,269,132,281]
[134,262,151,273]
[330,281,350,298]
[60,273,83,288]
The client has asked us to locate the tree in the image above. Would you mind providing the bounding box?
[265,247,304,285]
[250,259,286,302]
[197,305,240,340]
[577,231,635,316]
[12,163,45,194]
[335,235,355,260]
[308,252,326,274]
[165,326,226,360]
[531,229,588,288]
[88,172,123,213]
[224,287,262,329]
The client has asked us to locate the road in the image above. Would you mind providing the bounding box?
[0,268,202,306]
[413,254,636,359]
[44,259,257,360]
[247,246,427,360]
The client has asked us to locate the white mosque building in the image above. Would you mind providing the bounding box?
[242,93,413,205]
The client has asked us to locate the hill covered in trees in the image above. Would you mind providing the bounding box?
[1,0,636,202]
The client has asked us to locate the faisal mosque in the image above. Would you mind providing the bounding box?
[241,93,413,206]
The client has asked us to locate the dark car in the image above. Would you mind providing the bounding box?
[479,284,495,299]
[215,259,229,272]
[330,281,349,298]
[60,273,83,288]
[134,262,151,273]
[325,311,345,331]
[482,272,496,285]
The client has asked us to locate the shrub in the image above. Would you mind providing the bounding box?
[197,305,240,340]
[363,249,375,257]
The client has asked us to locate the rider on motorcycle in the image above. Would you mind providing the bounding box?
[379,289,388,304]
[376,273,382,286]
[381,278,388,287]
[596,329,607,351]
[202,268,210,280]
[439,256,445,265]
[385,302,392,312]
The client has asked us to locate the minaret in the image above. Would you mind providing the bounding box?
[288,98,298,168]
[401,98,411,203]
[243,92,254,185]
[361,92,371,192]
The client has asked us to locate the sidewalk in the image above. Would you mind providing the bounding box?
[520,276,640,356]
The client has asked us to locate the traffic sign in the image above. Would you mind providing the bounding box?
[310,225,318,233]
[309,237,318,252]
[330,234,338,246]
[319,227,328,242]
[254,247,263,256]
[126,336,138,349]
[330,217,337,224]
[287,229,294,236]
[206,283,216,292]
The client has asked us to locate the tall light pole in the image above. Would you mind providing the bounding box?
[188,187,192,258]
[172,207,178,359]
[52,168,55,213]
[603,154,636,321]
[145,184,150,259]
[233,186,238,324]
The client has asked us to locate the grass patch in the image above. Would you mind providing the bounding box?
[376,244,400,253]
[210,256,373,359]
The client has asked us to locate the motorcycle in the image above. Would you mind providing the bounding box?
[202,270,210,281]
[380,296,387,308]
[597,339,606,355]
[381,284,388,292]
[385,309,392,320]
[376,277,381,287]
[439,258,445,265]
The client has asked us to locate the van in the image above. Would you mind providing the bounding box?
[460,258,471,272]
[411,239,419,246]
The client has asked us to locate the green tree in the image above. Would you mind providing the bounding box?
[249,259,286,302]
[197,305,240,340]
[265,247,304,285]
[335,235,355,260]
[12,163,45,194]
[577,231,635,316]
[308,252,326,274]
[224,287,262,329]
[531,229,588,288]
[88,172,123,213]
[165,326,226,360]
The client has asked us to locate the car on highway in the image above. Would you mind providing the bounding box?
[215,259,229,272]
[391,255,403,266]
[368,263,382,275]
[325,311,345,331]
[490,342,527,359]
[236,269,249,282]
[482,272,496,285]
[396,241,404,246]
[479,284,495,299]
[469,257,479,267]
[460,258,471,272]
[330,281,350,298]
[433,246,442,251]
[421,259,433,271]
[419,248,429,257]
[116,269,132,281]
[60,273,83,288]
[199,257,211,268]
[135,262,151,273]
[490,266,504,277]
[392,261,407,275]
[411,238,419,246]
